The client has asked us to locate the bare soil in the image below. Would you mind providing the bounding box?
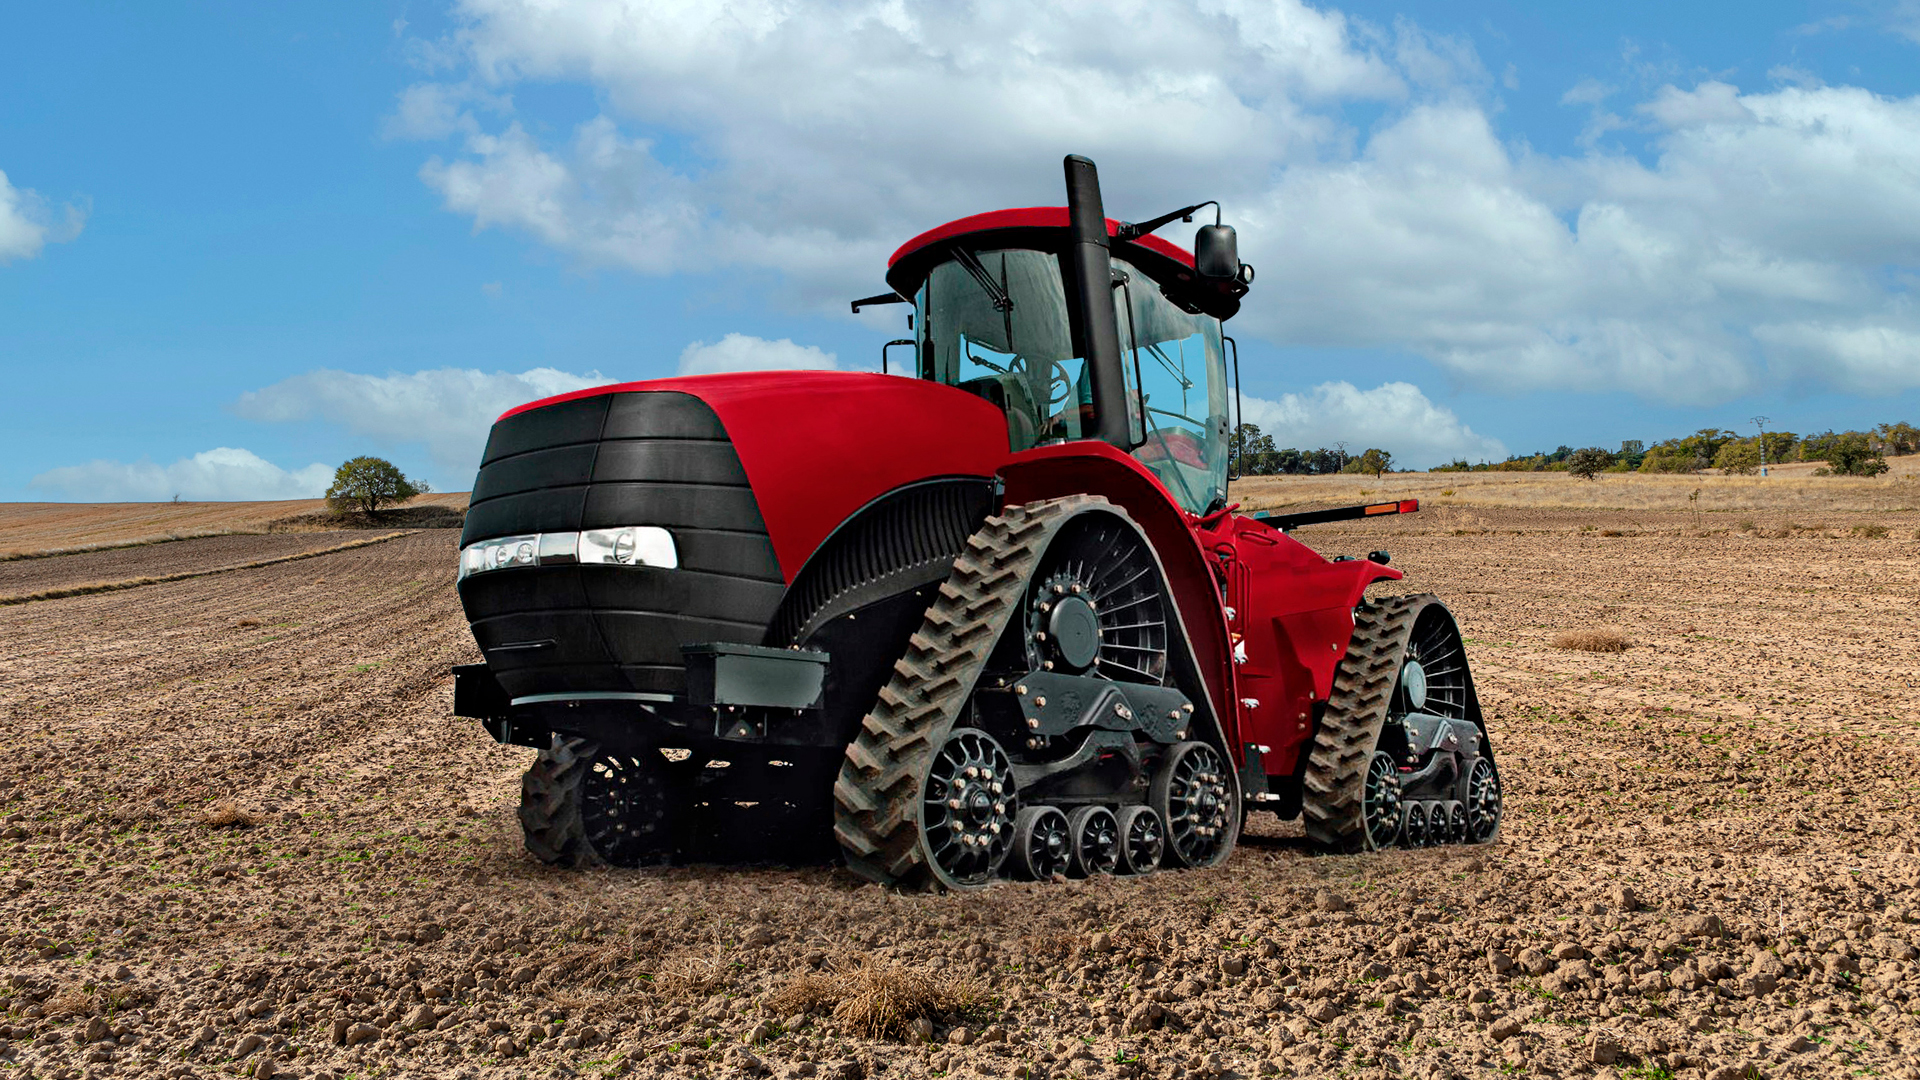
[0,494,468,560]
[0,499,1916,1080]
[0,533,408,599]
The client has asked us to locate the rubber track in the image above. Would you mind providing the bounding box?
[519,735,596,867]
[831,496,1092,887]
[1301,595,1424,853]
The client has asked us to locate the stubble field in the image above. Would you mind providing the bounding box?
[0,477,1916,1080]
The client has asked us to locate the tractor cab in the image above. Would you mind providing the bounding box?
[868,175,1253,515]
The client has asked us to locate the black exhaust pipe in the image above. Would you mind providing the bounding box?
[1062,154,1133,449]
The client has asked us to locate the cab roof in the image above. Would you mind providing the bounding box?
[882,206,1238,320]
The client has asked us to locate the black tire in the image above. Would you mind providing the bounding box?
[1152,741,1234,868]
[1011,806,1072,881]
[1066,805,1119,876]
[518,735,677,868]
[1116,805,1165,875]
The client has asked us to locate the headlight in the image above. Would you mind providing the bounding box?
[579,526,678,568]
[458,526,678,580]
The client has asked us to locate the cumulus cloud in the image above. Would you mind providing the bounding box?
[676,334,837,376]
[1237,382,1505,467]
[0,168,86,263]
[396,1,1920,404]
[29,448,332,503]
[232,366,606,472]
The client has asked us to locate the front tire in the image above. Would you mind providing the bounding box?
[519,736,677,868]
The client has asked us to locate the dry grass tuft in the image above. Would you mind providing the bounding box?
[765,960,991,1039]
[42,984,95,1019]
[764,972,843,1017]
[1552,628,1631,653]
[1852,523,1890,538]
[196,801,257,829]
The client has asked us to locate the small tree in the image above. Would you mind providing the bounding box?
[1712,438,1761,475]
[1827,433,1890,477]
[325,456,429,516]
[1355,448,1392,477]
[1566,447,1614,479]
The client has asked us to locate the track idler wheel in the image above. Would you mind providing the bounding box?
[920,728,1018,889]
[1465,758,1503,843]
[1011,806,1072,880]
[1066,806,1119,876]
[519,735,677,868]
[1116,805,1165,875]
[1153,741,1234,868]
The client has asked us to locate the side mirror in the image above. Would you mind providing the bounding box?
[1195,224,1240,279]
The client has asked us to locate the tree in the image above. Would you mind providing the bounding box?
[1566,447,1614,479]
[1351,448,1390,476]
[1759,430,1798,465]
[325,456,429,516]
[1827,433,1890,477]
[1875,421,1919,456]
[1712,438,1761,475]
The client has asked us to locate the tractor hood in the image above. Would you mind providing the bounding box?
[485,371,1011,581]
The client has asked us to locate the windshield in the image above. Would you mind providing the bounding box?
[1114,258,1229,513]
[914,246,1229,514]
[917,249,1091,451]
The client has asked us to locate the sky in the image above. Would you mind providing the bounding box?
[5,1,1920,500]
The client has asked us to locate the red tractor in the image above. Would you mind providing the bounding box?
[452,155,1503,889]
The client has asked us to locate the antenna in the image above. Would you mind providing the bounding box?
[1751,415,1770,477]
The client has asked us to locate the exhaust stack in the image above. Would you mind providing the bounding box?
[1062,154,1133,449]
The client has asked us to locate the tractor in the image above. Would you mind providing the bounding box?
[451,155,1503,889]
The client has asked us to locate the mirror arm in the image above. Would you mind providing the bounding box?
[851,292,909,315]
[1116,201,1219,242]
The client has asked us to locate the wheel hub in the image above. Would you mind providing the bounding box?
[1048,595,1101,669]
[1400,658,1429,711]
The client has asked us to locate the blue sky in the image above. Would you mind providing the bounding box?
[4,1,1920,499]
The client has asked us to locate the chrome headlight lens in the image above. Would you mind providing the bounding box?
[458,526,678,581]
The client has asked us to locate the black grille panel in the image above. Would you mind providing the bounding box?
[459,390,784,699]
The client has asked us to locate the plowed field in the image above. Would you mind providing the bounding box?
[0,500,1916,1080]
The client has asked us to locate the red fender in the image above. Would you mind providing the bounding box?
[998,442,1239,750]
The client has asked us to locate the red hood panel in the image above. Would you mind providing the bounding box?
[503,372,1011,580]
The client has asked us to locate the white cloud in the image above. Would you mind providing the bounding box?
[676,333,837,376]
[396,1,1920,405]
[29,448,332,503]
[1237,382,1505,467]
[232,366,606,472]
[0,168,85,263]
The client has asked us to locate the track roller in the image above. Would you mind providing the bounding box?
[1116,805,1165,874]
[1011,806,1072,880]
[1067,805,1119,876]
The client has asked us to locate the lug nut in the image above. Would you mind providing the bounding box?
[1052,583,1066,595]
[1039,601,1052,613]
[1070,583,1083,593]
[1016,684,1029,696]
[948,798,963,810]
[1034,696,1047,707]
[1027,717,1040,729]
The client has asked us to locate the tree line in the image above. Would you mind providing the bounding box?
[1428,421,1917,479]
[1230,426,1393,477]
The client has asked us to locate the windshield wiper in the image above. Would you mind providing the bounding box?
[951,246,1013,312]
